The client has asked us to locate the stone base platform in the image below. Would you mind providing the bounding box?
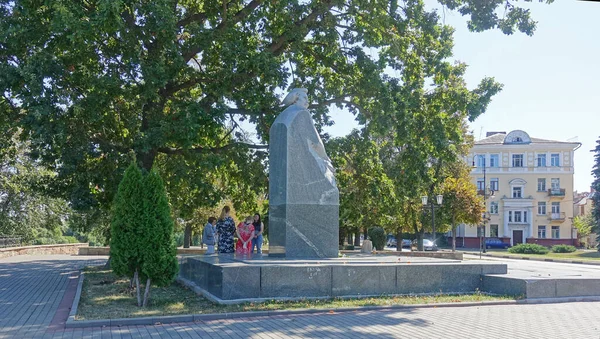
[178,254,507,304]
[483,275,600,299]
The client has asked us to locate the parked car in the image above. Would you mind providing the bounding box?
[412,239,438,251]
[401,239,412,249]
[386,236,397,247]
[485,238,509,249]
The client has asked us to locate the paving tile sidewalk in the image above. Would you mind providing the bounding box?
[1,254,600,338]
[0,254,106,338]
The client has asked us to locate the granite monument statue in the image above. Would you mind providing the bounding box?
[268,88,339,258]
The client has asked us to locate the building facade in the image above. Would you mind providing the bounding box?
[573,190,597,248]
[456,130,581,248]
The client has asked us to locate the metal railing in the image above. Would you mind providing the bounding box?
[547,188,566,197]
[0,236,22,248]
[548,212,566,221]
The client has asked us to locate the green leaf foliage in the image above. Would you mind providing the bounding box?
[508,243,549,255]
[0,0,551,220]
[110,163,145,278]
[141,168,178,287]
[550,245,576,254]
[368,226,386,250]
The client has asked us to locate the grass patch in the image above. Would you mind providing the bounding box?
[484,249,600,261]
[76,266,516,320]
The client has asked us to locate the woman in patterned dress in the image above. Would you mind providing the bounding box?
[235,216,255,256]
[216,206,236,254]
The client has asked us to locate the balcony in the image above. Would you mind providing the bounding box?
[547,188,566,197]
[548,212,566,221]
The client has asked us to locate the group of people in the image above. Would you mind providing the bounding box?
[202,206,264,255]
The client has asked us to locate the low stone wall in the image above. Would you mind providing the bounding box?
[340,250,463,260]
[78,247,272,256]
[0,243,88,259]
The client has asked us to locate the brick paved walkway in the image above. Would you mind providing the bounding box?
[1,255,600,338]
[0,255,106,338]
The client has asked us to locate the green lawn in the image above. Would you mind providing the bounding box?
[76,266,516,321]
[483,249,600,261]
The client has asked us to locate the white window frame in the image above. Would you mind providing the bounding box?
[537,154,547,167]
[514,211,522,222]
[551,153,560,167]
[551,178,560,190]
[512,154,524,168]
[490,224,499,238]
[538,226,546,239]
[477,179,485,191]
[551,202,560,213]
[551,226,560,239]
[490,178,499,191]
[512,186,523,198]
[489,154,499,168]
[490,202,499,214]
[538,202,546,215]
[537,178,546,191]
[508,211,513,222]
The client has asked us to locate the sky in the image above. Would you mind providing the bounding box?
[323,0,599,193]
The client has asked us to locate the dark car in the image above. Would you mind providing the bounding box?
[401,239,412,249]
[485,238,509,249]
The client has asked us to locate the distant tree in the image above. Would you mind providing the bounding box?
[328,130,397,246]
[573,214,594,248]
[439,162,483,251]
[591,137,600,251]
[140,169,178,307]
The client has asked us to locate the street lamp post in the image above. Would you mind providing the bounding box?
[421,194,444,244]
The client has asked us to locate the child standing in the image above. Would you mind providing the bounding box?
[203,217,217,254]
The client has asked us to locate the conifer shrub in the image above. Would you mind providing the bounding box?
[368,226,386,250]
[551,244,577,253]
[139,169,178,306]
[110,163,145,280]
[508,243,549,255]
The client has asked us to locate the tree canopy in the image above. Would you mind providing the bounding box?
[0,0,552,216]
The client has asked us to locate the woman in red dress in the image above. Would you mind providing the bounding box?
[235,216,255,255]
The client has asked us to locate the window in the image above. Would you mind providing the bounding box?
[551,178,560,190]
[537,178,546,191]
[490,225,499,238]
[512,154,524,167]
[477,226,486,237]
[551,226,560,239]
[538,202,547,215]
[490,154,499,168]
[508,211,512,222]
[490,202,498,214]
[476,155,486,168]
[551,153,560,167]
[514,211,522,222]
[512,187,522,198]
[490,178,499,191]
[524,211,528,223]
[538,226,546,239]
[551,202,560,213]
[537,154,546,167]
[477,179,485,191]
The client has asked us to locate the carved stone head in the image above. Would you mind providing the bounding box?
[282,88,309,109]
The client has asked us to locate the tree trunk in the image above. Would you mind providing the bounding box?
[451,216,456,252]
[104,257,111,269]
[395,230,402,252]
[135,270,142,307]
[354,231,361,247]
[142,278,151,307]
[183,224,192,248]
[364,227,368,242]
[347,233,353,246]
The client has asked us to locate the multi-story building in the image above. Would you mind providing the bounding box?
[456,130,581,247]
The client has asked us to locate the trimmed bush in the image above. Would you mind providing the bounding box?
[368,226,386,250]
[551,244,576,253]
[508,243,549,255]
